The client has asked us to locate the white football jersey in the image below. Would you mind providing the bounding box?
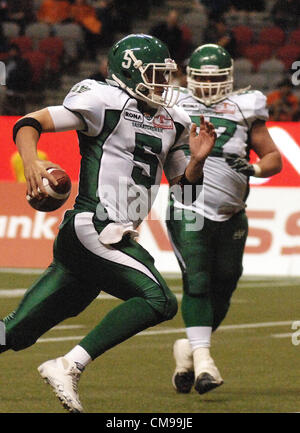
[174,87,269,221]
[63,79,191,228]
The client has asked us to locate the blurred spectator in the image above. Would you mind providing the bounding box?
[0,1,8,22]
[5,1,35,32]
[37,0,71,25]
[89,55,108,82]
[230,0,265,11]
[271,0,300,31]
[149,9,184,63]
[181,1,207,48]
[178,24,194,65]
[95,0,115,47]
[200,0,231,15]
[71,0,102,59]
[0,23,9,53]
[1,44,32,115]
[134,0,150,20]
[267,78,299,121]
[203,14,237,58]
[114,0,147,33]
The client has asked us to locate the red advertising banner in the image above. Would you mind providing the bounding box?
[1,117,300,186]
[0,183,78,268]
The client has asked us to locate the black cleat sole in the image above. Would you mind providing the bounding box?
[194,373,223,395]
[173,371,195,393]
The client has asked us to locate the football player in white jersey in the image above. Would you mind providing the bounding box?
[0,34,217,412]
[168,44,282,395]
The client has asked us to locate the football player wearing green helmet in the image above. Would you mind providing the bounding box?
[1,34,217,412]
[107,33,179,108]
[187,44,233,106]
[167,44,282,395]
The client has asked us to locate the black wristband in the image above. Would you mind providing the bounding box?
[178,171,203,187]
[176,170,203,205]
[13,117,43,144]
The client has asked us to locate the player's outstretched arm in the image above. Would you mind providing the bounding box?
[184,115,216,183]
[14,106,84,198]
[225,120,282,178]
[249,120,282,177]
[14,108,60,199]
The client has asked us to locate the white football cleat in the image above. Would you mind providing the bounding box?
[193,350,223,395]
[38,356,84,413]
[172,339,195,393]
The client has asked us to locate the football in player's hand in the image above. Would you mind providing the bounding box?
[26,168,72,212]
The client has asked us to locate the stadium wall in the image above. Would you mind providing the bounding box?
[1,117,300,275]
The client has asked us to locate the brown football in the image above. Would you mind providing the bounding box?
[26,168,72,212]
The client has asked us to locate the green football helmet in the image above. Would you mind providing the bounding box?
[187,44,233,105]
[107,34,179,108]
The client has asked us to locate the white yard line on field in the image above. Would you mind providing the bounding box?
[271,333,294,339]
[35,320,296,344]
[0,289,28,297]
[38,336,85,343]
[0,268,44,274]
[237,281,300,288]
[0,289,115,299]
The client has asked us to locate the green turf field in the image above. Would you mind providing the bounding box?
[0,272,300,413]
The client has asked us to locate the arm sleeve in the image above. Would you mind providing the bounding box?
[63,79,105,136]
[164,124,191,182]
[248,91,269,128]
[47,106,85,132]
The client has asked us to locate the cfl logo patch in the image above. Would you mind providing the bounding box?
[0,321,6,346]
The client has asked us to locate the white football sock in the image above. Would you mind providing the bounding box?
[186,326,212,351]
[65,345,92,368]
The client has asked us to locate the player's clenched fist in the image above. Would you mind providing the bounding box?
[189,115,216,163]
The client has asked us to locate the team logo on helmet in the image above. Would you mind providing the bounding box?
[108,34,180,108]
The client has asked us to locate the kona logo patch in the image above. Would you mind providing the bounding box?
[153,114,173,129]
[181,103,201,110]
[215,102,236,115]
[124,110,143,123]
